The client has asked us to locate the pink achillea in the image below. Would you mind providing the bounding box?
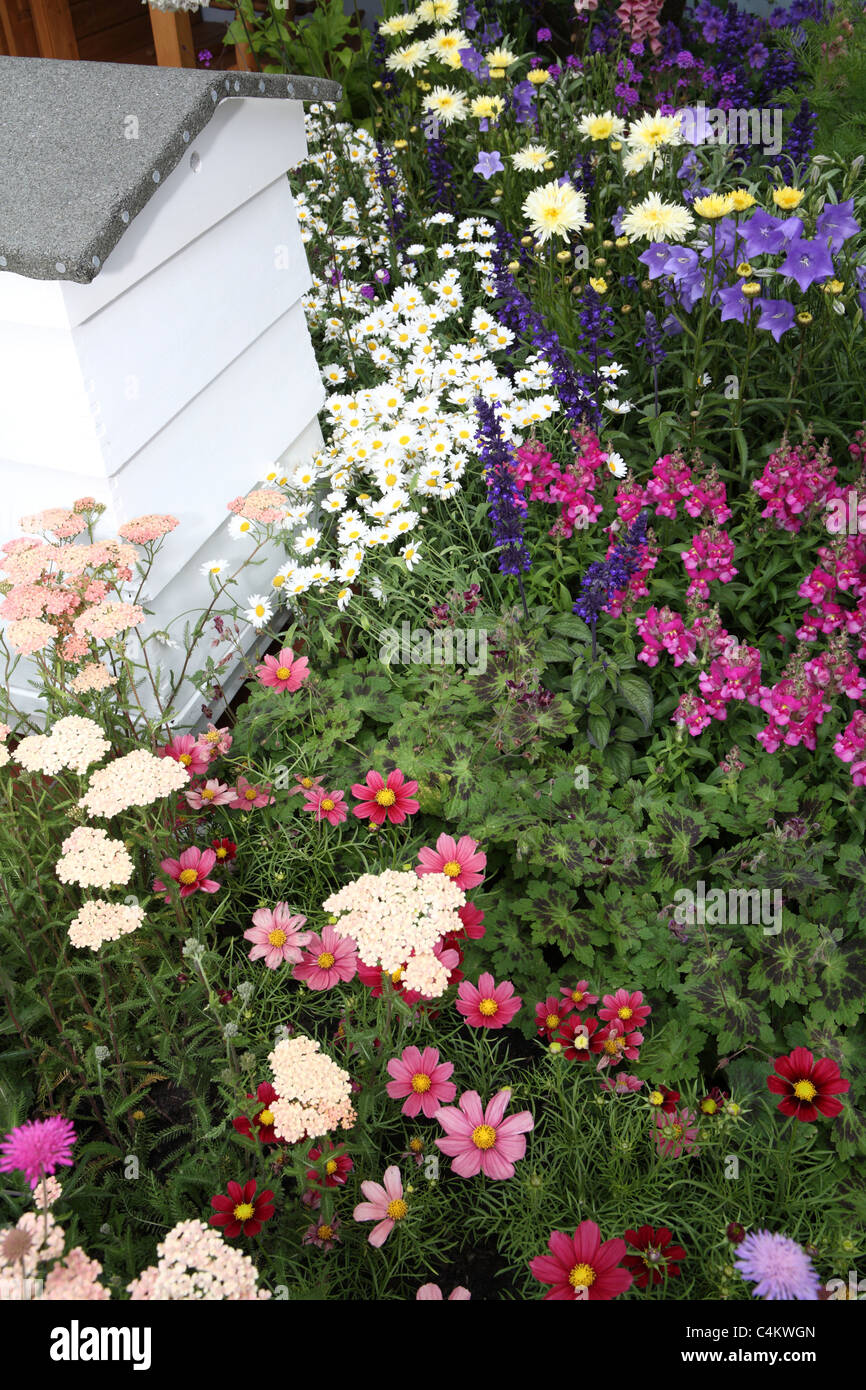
[68,662,116,694]
[117,514,179,545]
[416,833,486,890]
[244,905,310,969]
[654,1107,700,1157]
[227,489,287,524]
[73,600,145,640]
[386,1045,456,1118]
[5,618,56,655]
[154,846,220,900]
[294,925,358,990]
[128,1219,271,1300]
[434,1088,534,1180]
[18,508,86,539]
[0,1117,76,1189]
[255,647,310,692]
[456,972,522,1030]
[353,1166,408,1247]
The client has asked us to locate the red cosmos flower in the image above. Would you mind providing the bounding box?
[648,1085,680,1113]
[153,845,220,899]
[457,901,485,939]
[306,1141,354,1188]
[598,988,652,1029]
[530,1221,633,1301]
[456,972,522,1030]
[591,1019,644,1069]
[209,1179,274,1238]
[211,837,237,864]
[233,1082,282,1144]
[766,1047,850,1122]
[535,995,573,1038]
[560,980,599,1010]
[556,1014,599,1060]
[699,1086,728,1117]
[623,1226,687,1288]
[255,646,310,693]
[416,833,486,890]
[351,768,419,825]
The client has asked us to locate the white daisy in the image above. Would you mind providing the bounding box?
[200,558,229,578]
[401,542,422,571]
[245,594,273,628]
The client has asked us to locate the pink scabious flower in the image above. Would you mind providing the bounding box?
[244,904,310,969]
[417,1283,471,1300]
[154,846,220,900]
[184,778,235,810]
[255,647,310,693]
[294,925,358,990]
[158,734,210,778]
[654,1106,700,1157]
[0,1117,76,1189]
[456,972,522,1030]
[598,988,652,1028]
[353,1166,409,1246]
[303,788,347,825]
[386,1046,456,1118]
[434,1088,534,1180]
[416,833,486,891]
[351,768,419,825]
[230,775,275,810]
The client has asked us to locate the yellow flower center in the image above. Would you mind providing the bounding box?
[201,787,215,800]
[258,1109,274,1126]
[268,929,287,947]
[545,1013,560,1029]
[442,860,462,877]
[275,666,291,680]
[178,868,198,885]
[671,1123,683,1139]
[375,788,397,806]
[317,1223,334,1241]
[317,952,336,969]
[409,1138,423,1153]
[233,1203,255,1221]
[617,1006,633,1020]
[325,1158,338,1175]
[793,1079,817,1101]
[411,1072,432,1093]
[701,1098,718,1114]
[391,968,403,984]
[301,777,314,788]
[206,730,220,743]
[321,798,335,812]
[471,1124,496,1150]
[479,998,498,1017]
[571,990,584,1004]
[245,788,258,800]
[649,1090,664,1106]
[603,1038,620,1055]
[215,847,227,859]
[569,1262,596,1289]
[386,1198,408,1221]
[179,753,192,766]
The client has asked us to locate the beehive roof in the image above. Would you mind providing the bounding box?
[0,57,341,284]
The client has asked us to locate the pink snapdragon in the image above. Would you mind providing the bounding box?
[752,436,838,532]
[681,528,738,599]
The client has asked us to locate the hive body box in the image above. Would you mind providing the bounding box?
[0,58,339,724]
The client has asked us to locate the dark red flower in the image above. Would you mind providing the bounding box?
[457,901,485,939]
[211,837,237,864]
[306,1141,353,1188]
[555,1013,599,1060]
[530,1221,632,1301]
[699,1086,728,1117]
[217,989,233,1005]
[623,1225,687,1288]
[767,1047,850,1122]
[209,1179,274,1237]
[727,1222,747,1245]
[233,1082,282,1145]
[648,1085,680,1113]
[535,994,573,1038]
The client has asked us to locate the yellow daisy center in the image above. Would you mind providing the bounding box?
[179,753,192,766]
[411,1072,432,1093]
[479,998,498,1017]
[215,847,227,859]
[258,1109,274,1126]
[245,788,258,801]
[268,929,287,947]
[275,665,291,680]
[317,1223,334,1241]
[409,1138,423,1153]
[317,952,336,969]
[442,860,462,877]
[649,1090,664,1106]
[569,1262,596,1288]
[202,787,215,799]
[386,1198,408,1221]
[178,868,198,885]
[572,990,584,1004]
[321,798,335,811]
[617,1006,633,1020]
[603,1038,620,1055]
[301,777,314,788]
[793,1079,817,1101]
[375,788,397,806]
[546,1013,560,1029]
[325,1158,338,1175]
[471,1124,496,1150]
[233,1203,255,1221]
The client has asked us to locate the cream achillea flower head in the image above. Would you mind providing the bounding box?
[68,662,117,695]
[16,716,110,777]
[56,827,134,891]
[422,86,468,125]
[511,144,554,171]
[268,1036,356,1144]
[78,748,188,818]
[620,192,695,243]
[128,1219,271,1300]
[522,179,588,244]
[323,867,465,975]
[578,111,626,142]
[626,110,683,151]
[68,899,145,950]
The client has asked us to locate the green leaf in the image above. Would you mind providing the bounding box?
[587,714,611,751]
[616,674,654,732]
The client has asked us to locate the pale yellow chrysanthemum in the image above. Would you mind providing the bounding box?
[527,69,550,84]
[729,189,756,212]
[486,46,518,68]
[510,144,554,171]
[578,111,626,141]
[415,0,459,24]
[627,110,683,151]
[380,12,420,35]
[693,192,735,219]
[470,94,505,120]
[772,185,804,210]
[522,179,588,244]
[427,27,466,66]
[422,86,468,124]
[620,192,695,243]
[623,148,653,175]
[386,40,431,74]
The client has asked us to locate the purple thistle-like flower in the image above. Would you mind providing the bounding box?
[474,395,531,580]
[734,1231,821,1301]
[0,1116,76,1189]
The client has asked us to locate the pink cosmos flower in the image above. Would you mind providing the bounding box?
[244,904,310,969]
[417,1283,471,1300]
[255,647,310,693]
[456,972,522,1030]
[598,988,652,1028]
[195,723,232,758]
[287,774,324,797]
[293,925,358,990]
[184,778,235,810]
[229,776,274,810]
[591,1019,645,1070]
[530,1221,632,1301]
[153,846,220,899]
[353,1165,408,1246]
[434,1088,534,1180]
[386,1046,456,1118]
[0,1116,76,1189]
[416,833,486,890]
[560,980,599,1010]
[303,788,347,825]
[303,1217,341,1251]
[654,1106,700,1158]
[351,768,419,825]
[158,734,210,778]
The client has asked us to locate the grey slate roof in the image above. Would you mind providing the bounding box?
[0,57,341,285]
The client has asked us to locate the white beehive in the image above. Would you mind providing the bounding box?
[0,57,339,724]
